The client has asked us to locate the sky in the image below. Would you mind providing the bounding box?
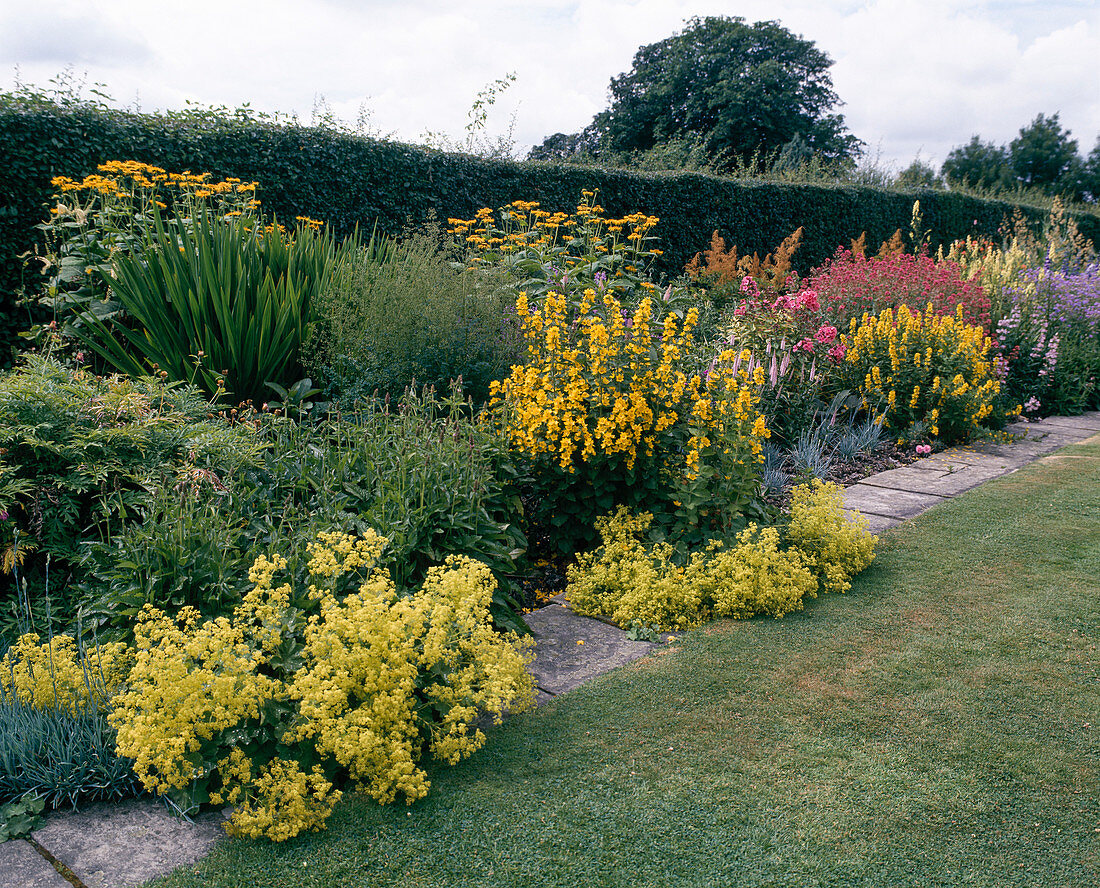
[2,0,1099,172]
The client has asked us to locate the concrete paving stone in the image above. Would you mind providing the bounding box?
[856,462,1007,497]
[1029,422,1100,440]
[1016,423,1097,444]
[523,603,658,696]
[0,839,72,888]
[842,484,945,520]
[31,797,227,888]
[921,447,1012,468]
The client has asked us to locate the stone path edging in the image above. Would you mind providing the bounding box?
[3,411,1097,888]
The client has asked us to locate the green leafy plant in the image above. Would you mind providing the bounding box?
[306,224,520,405]
[75,386,530,639]
[624,621,661,642]
[0,355,261,638]
[0,792,45,841]
[70,204,343,406]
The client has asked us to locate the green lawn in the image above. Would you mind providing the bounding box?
[153,438,1100,888]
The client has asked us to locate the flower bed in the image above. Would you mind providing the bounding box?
[1,173,1096,841]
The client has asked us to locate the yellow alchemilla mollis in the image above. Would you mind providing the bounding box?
[111,532,534,841]
[0,633,131,712]
[228,758,341,842]
[787,480,877,595]
[567,496,868,631]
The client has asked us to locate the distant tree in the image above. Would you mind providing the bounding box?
[528,127,600,161]
[896,158,943,189]
[772,132,815,172]
[1009,112,1079,190]
[1082,136,1100,203]
[532,16,861,173]
[941,136,1013,190]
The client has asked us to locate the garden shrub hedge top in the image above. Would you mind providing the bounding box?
[3,98,1098,363]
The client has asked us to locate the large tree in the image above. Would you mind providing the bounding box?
[1009,112,1079,190]
[532,16,861,169]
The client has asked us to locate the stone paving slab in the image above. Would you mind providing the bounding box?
[31,797,227,888]
[969,438,1066,461]
[919,447,1014,468]
[842,483,945,520]
[523,603,659,697]
[855,461,1007,498]
[1031,414,1100,432]
[1011,424,1096,445]
[0,839,72,888]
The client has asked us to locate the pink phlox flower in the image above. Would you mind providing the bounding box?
[740,276,759,297]
[796,337,815,352]
[815,325,838,344]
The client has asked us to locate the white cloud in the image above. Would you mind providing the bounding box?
[1,0,1097,168]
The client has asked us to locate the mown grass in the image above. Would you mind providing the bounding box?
[152,437,1100,888]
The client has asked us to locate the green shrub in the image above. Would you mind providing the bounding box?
[306,225,520,405]
[74,388,530,640]
[74,484,258,639]
[0,355,261,637]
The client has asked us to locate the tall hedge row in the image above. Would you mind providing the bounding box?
[3,100,1097,364]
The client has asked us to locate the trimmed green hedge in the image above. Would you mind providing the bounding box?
[3,100,1097,365]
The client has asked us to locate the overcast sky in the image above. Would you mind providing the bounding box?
[2,0,1098,171]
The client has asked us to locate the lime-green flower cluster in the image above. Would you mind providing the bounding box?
[0,633,131,712]
[109,530,535,841]
[838,304,1011,443]
[567,481,876,631]
[786,479,878,595]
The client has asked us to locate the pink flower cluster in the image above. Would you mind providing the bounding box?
[771,288,821,314]
[734,280,822,318]
[915,444,932,456]
[808,249,991,331]
[794,325,845,362]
